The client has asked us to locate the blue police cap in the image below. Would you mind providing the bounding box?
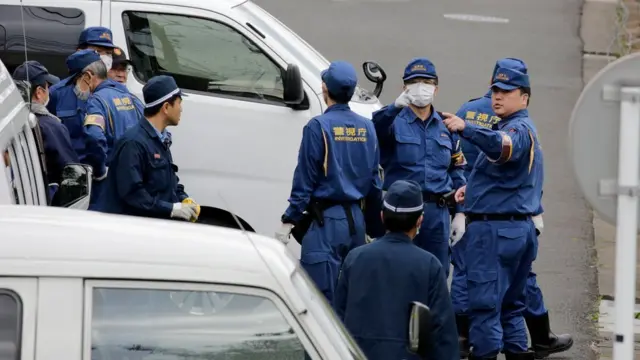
[12,61,58,86]
[66,49,102,75]
[321,61,357,102]
[493,57,528,77]
[402,58,437,81]
[491,67,530,91]
[383,180,424,214]
[143,75,187,108]
[78,27,116,49]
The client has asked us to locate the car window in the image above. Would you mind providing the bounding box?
[90,286,305,359]
[122,11,285,103]
[17,132,38,204]
[3,144,23,204]
[0,291,21,360]
[0,5,85,78]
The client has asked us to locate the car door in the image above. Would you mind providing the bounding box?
[0,278,37,360]
[109,3,323,235]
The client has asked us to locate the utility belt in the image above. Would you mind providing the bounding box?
[423,190,457,216]
[466,213,532,224]
[291,198,363,244]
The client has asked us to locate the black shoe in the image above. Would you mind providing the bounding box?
[455,314,470,358]
[525,312,574,358]
[504,350,535,360]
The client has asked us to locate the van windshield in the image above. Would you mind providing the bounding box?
[234,2,378,104]
[291,266,366,359]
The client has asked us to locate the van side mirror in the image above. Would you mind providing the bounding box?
[408,301,432,358]
[282,64,305,106]
[51,164,93,209]
[362,61,387,98]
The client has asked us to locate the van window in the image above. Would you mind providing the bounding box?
[17,132,38,204]
[3,145,23,204]
[123,11,285,104]
[90,287,305,359]
[0,5,85,78]
[0,291,22,360]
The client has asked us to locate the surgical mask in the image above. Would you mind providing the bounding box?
[74,83,90,101]
[406,83,436,107]
[100,54,113,72]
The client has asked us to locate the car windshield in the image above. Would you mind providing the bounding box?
[291,266,366,359]
[234,2,378,104]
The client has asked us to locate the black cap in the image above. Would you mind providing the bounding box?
[112,47,131,67]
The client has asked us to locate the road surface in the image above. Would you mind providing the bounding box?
[253,0,599,358]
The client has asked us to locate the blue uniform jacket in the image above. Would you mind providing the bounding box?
[372,104,466,211]
[334,232,460,360]
[35,111,79,185]
[47,76,88,161]
[462,109,544,214]
[283,103,382,222]
[100,119,188,218]
[83,80,144,178]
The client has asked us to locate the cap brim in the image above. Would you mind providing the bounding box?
[112,59,132,66]
[403,73,437,81]
[491,82,518,91]
[86,41,116,49]
[43,74,60,85]
[178,89,189,97]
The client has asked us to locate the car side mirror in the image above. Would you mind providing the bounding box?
[282,63,305,106]
[408,301,432,359]
[51,163,93,209]
[362,61,387,98]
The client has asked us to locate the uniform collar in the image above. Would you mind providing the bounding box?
[94,79,115,92]
[324,103,351,113]
[400,106,441,124]
[141,117,163,140]
[380,232,413,243]
[483,90,492,98]
[497,108,528,129]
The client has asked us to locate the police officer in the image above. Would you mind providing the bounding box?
[443,68,542,360]
[453,58,573,359]
[334,180,459,360]
[101,75,198,221]
[77,49,144,210]
[278,61,382,305]
[108,47,131,85]
[47,27,119,160]
[371,57,467,278]
[12,61,78,200]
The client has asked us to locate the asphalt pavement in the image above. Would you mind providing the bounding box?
[253,0,599,358]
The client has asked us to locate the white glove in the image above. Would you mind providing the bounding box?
[275,223,293,244]
[94,167,108,181]
[532,215,544,235]
[394,90,414,108]
[450,213,466,247]
[171,202,197,221]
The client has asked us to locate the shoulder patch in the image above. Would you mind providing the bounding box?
[84,114,105,130]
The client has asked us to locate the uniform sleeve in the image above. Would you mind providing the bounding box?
[448,133,467,213]
[40,122,79,183]
[534,190,544,216]
[460,122,532,165]
[175,173,189,201]
[427,261,461,360]
[113,140,174,217]
[372,104,402,147]
[283,119,324,222]
[364,130,385,238]
[333,253,351,320]
[83,96,109,178]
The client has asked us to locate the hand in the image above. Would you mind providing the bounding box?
[171,202,197,221]
[181,198,201,222]
[275,223,294,244]
[94,167,108,181]
[450,213,466,247]
[394,89,414,108]
[442,112,466,132]
[455,185,466,203]
[532,214,544,236]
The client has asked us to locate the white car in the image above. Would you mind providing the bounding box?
[0,0,388,251]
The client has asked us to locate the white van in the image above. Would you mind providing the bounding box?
[0,58,92,208]
[0,205,433,359]
[0,0,388,238]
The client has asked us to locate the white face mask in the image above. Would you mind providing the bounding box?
[100,54,113,72]
[406,83,436,108]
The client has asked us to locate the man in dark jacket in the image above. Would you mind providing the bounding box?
[334,179,459,360]
[13,61,78,201]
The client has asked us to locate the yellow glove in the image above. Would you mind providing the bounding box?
[181,198,200,222]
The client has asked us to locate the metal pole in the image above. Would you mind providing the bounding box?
[612,86,640,360]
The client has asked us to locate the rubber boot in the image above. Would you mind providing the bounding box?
[525,312,574,359]
[504,350,535,360]
[455,314,470,358]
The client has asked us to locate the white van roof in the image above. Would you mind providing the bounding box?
[113,0,250,11]
[0,205,296,288]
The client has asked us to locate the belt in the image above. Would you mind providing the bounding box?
[312,198,363,236]
[422,192,447,207]
[467,214,531,223]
